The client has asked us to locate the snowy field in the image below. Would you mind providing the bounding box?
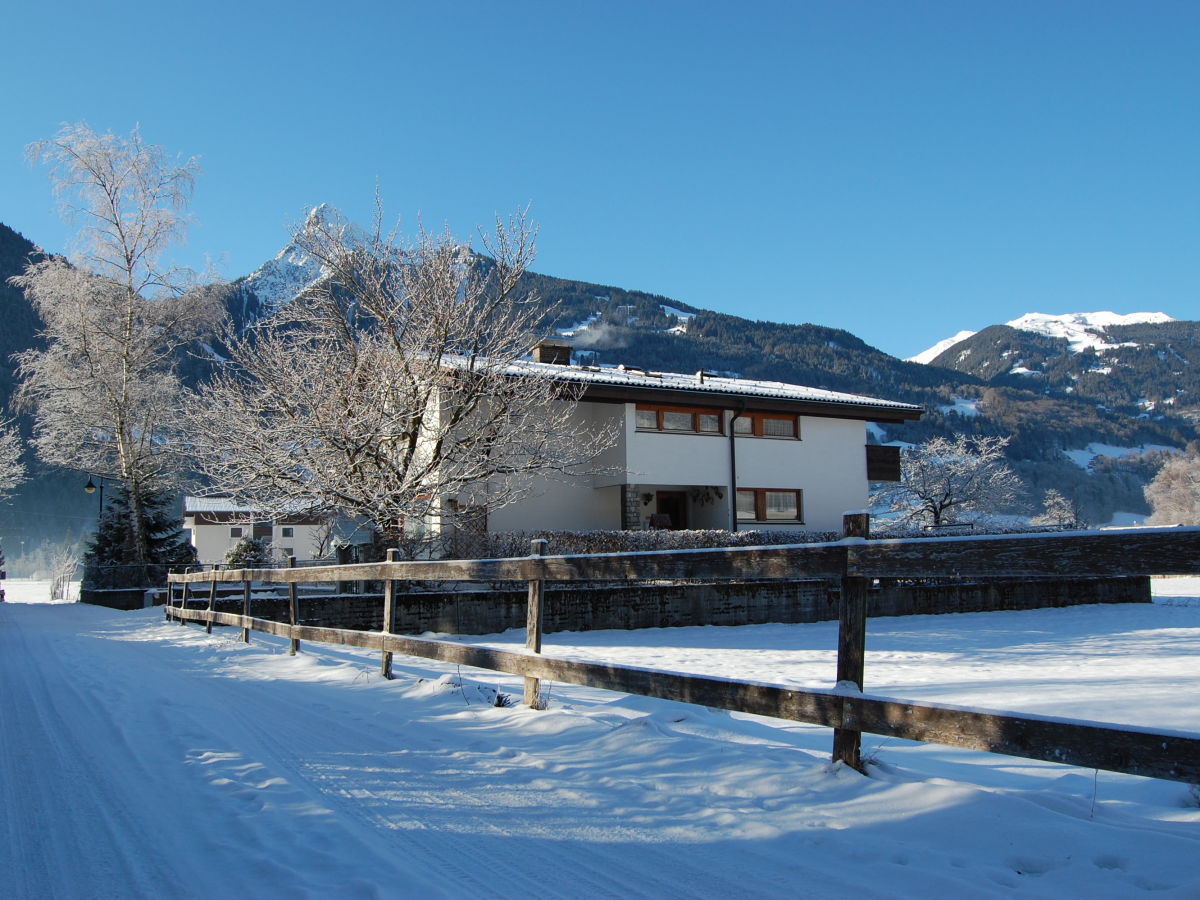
[1,578,1198,898]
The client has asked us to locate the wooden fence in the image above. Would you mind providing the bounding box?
[167,519,1200,783]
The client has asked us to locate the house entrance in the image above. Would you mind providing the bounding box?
[654,491,689,530]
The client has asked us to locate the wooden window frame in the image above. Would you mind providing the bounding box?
[735,488,803,523]
[732,412,801,439]
[635,404,724,435]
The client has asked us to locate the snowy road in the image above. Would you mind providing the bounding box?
[2,587,1199,898]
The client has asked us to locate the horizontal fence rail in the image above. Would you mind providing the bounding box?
[167,524,1200,783]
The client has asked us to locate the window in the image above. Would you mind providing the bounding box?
[280,526,294,538]
[663,410,693,431]
[762,416,797,438]
[736,489,803,522]
[763,490,799,520]
[230,526,243,538]
[733,412,800,439]
[635,405,724,435]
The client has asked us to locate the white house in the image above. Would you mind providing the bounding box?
[451,340,922,536]
[182,497,329,565]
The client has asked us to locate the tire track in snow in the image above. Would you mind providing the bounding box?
[0,604,189,898]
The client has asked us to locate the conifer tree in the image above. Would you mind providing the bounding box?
[82,486,196,588]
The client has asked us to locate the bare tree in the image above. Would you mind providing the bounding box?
[874,435,1020,528]
[49,544,80,601]
[0,419,27,502]
[1146,449,1200,525]
[185,203,612,550]
[10,123,222,578]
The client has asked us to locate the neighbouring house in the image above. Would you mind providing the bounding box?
[438,339,923,538]
[182,497,330,564]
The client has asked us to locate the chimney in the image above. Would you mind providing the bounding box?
[532,338,572,366]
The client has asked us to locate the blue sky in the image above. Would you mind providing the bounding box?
[2,1,1196,359]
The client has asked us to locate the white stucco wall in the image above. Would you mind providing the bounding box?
[490,401,869,535]
[733,416,868,533]
[482,400,625,533]
[486,480,623,532]
[186,521,328,564]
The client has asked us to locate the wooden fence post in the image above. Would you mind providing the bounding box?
[242,578,251,644]
[178,579,189,625]
[287,556,299,656]
[380,548,400,678]
[833,511,870,771]
[524,539,549,708]
[206,565,219,635]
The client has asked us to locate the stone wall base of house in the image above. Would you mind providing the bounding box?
[191,576,1150,635]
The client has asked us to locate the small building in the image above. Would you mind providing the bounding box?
[182,497,329,565]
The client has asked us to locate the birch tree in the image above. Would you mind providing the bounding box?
[185,204,611,551]
[0,420,27,501]
[11,123,221,581]
[874,435,1020,528]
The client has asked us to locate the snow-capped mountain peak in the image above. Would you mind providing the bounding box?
[911,311,1176,364]
[238,206,331,313]
[1004,311,1175,353]
[908,330,977,364]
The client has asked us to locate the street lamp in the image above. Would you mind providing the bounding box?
[84,475,105,520]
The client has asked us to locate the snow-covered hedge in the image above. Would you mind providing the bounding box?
[450,529,839,560]
[872,522,1083,540]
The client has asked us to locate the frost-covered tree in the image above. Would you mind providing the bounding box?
[185,203,612,549]
[0,419,27,502]
[874,435,1021,528]
[11,123,221,581]
[1146,449,1200,525]
[1031,487,1077,528]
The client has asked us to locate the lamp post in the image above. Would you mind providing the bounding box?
[84,475,105,522]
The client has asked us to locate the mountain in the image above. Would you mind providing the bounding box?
[908,330,977,365]
[2,215,1197,559]
[918,312,1199,424]
[235,205,328,316]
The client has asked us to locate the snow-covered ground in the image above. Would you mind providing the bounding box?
[2,579,1198,897]
[1062,442,1178,470]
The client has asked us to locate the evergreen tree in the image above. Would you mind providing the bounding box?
[223,537,272,569]
[82,487,196,588]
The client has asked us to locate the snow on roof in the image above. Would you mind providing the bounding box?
[182,496,262,514]
[508,359,922,415]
